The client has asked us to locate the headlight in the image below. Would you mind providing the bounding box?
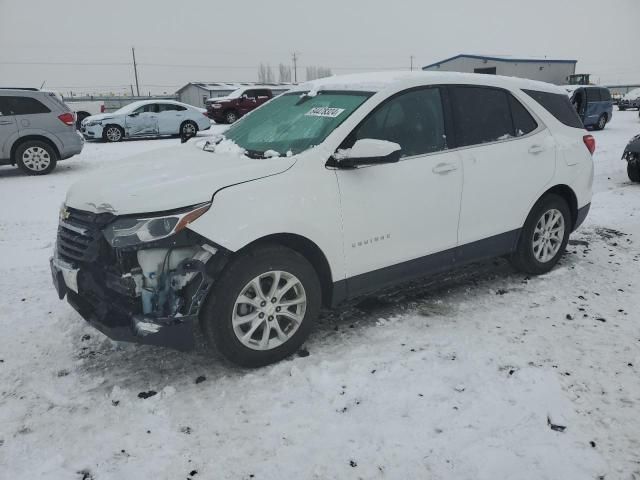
[86,121,102,127]
[212,104,222,109]
[103,203,211,248]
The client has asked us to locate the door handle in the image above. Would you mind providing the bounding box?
[432,162,458,175]
[528,144,545,154]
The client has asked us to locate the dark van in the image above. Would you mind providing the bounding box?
[569,86,613,130]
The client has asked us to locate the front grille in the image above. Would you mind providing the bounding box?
[57,207,114,263]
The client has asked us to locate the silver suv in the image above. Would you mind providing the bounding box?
[0,89,84,175]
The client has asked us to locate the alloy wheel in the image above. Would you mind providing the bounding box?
[232,270,307,351]
[22,146,51,171]
[532,208,565,263]
[106,127,122,142]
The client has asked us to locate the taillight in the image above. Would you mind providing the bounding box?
[100,105,106,113]
[583,135,596,155]
[58,112,75,126]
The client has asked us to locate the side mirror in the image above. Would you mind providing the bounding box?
[328,139,402,169]
[128,112,139,117]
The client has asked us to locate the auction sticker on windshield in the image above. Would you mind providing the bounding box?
[305,107,345,118]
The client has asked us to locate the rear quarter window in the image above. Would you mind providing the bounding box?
[522,89,584,129]
[5,96,51,115]
[600,88,611,101]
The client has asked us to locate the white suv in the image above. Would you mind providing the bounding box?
[51,72,594,367]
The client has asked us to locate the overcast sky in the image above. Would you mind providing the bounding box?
[1,0,638,95]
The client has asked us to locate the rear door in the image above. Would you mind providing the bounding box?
[451,86,556,248]
[0,96,19,160]
[125,103,159,136]
[157,103,184,134]
[583,88,602,126]
[238,89,259,115]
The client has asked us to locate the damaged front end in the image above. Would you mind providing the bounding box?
[50,204,227,350]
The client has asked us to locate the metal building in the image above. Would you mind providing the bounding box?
[422,54,577,85]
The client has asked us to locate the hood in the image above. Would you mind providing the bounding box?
[65,142,296,215]
[85,113,116,123]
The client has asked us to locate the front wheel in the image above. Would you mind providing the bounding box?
[16,141,57,175]
[510,194,571,275]
[224,110,238,124]
[595,114,607,130]
[103,125,124,142]
[200,245,321,368]
[628,161,640,183]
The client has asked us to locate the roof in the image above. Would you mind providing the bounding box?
[176,82,296,94]
[423,54,578,70]
[289,71,564,95]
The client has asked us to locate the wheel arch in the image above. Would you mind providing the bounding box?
[238,233,336,307]
[10,135,60,165]
[537,184,578,229]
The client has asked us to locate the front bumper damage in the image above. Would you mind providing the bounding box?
[50,208,228,351]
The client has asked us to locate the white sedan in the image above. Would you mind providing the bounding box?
[80,100,211,142]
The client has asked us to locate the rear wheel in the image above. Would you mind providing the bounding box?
[103,125,124,142]
[628,161,640,183]
[595,113,607,130]
[16,140,57,175]
[200,245,321,368]
[510,194,571,275]
[180,120,198,136]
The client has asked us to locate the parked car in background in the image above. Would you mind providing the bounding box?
[51,72,593,367]
[80,100,211,142]
[0,88,84,175]
[565,85,613,130]
[618,88,640,111]
[64,99,106,129]
[206,86,286,124]
[623,134,640,182]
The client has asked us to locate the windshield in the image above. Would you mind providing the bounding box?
[220,91,371,156]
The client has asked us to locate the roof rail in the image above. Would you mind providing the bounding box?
[0,87,39,91]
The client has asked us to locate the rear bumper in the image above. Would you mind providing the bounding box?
[50,255,198,351]
[58,131,85,159]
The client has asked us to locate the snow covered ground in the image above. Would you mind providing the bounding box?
[1,113,639,479]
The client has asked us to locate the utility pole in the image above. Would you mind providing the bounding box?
[410,55,414,71]
[292,52,299,83]
[131,47,140,96]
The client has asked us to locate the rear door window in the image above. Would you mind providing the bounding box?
[5,96,51,115]
[449,86,513,147]
[522,89,584,129]
[600,88,611,101]
[352,87,447,156]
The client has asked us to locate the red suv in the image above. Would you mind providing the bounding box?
[206,87,275,124]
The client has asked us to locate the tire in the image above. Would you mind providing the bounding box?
[619,107,626,111]
[180,120,198,136]
[15,140,57,175]
[75,112,90,130]
[510,194,571,275]
[200,245,321,368]
[102,125,124,143]
[224,110,238,124]
[628,161,640,183]
[594,114,607,131]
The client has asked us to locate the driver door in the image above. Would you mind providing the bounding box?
[238,90,258,115]
[334,87,462,293]
[125,103,159,136]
